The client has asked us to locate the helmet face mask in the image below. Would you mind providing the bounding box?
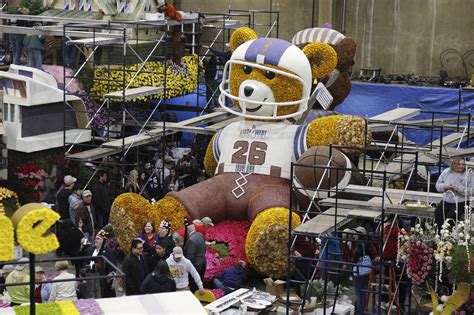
[218,38,312,121]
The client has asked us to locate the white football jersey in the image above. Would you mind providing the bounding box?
[213,121,308,179]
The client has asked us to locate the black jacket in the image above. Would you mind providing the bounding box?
[121,253,148,296]
[157,235,175,259]
[75,202,96,236]
[92,181,111,216]
[56,188,72,220]
[140,273,176,294]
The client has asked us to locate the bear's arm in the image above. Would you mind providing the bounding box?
[305,117,339,148]
[204,133,218,176]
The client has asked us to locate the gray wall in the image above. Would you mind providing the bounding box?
[182,0,474,78]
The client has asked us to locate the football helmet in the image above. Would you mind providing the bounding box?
[218,38,312,120]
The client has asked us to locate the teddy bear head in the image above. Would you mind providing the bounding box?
[218,27,339,121]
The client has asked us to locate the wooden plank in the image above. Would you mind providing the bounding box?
[385,204,435,218]
[369,108,420,122]
[294,208,352,235]
[67,37,121,46]
[342,184,443,203]
[347,209,382,219]
[67,147,117,160]
[104,87,163,99]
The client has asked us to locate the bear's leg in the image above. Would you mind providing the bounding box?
[151,175,233,231]
[245,207,301,278]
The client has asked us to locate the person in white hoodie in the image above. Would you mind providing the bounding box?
[166,246,205,295]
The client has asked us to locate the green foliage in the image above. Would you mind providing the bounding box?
[9,0,45,15]
[300,279,336,300]
[209,243,229,258]
[450,245,472,283]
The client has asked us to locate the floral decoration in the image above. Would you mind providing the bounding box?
[204,134,218,176]
[14,302,62,315]
[13,163,47,202]
[110,193,151,254]
[73,299,104,315]
[0,215,14,261]
[149,196,187,235]
[210,289,225,300]
[14,206,60,254]
[406,241,433,285]
[205,220,250,282]
[245,207,300,277]
[306,115,371,154]
[13,299,104,314]
[90,55,200,103]
[229,27,257,52]
[335,115,371,154]
[302,42,338,79]
[0,187,20,217]
[57,301,80,315]
[110,194,187,252]
[434,220,472,282]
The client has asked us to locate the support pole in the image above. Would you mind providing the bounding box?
[29,253,35,315]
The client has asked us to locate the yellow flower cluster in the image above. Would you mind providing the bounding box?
[335,115,371,154]
[14,206,60,254]
[204,134,218,176]
[302,42,338,79]
[111,194,188,252]
[0,215,14,261]
[245,207,301,277]
[229,27,257,53]
[57,301,80,315]
[307,115,342,147]
[90,55,199,102]
[110,193,152,253]
[0,187,20,216]
[150,196,188,234]
[307,115,371,154]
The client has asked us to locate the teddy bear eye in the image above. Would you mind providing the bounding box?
[265,70,275,80]
[243,66,252,74]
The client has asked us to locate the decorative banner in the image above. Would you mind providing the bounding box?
[0,215,14,261]
[11,203,60,255]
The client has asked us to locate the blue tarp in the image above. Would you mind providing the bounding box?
[335,82,474,144]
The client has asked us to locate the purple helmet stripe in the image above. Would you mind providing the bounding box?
[264,39,292,66]
[244,38,267,63]
[244,38,292,67]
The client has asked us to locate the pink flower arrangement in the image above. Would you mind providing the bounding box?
[209,289,225,299]
[406,241,433,285]
[14,163,47,201]
[204,220,250,282]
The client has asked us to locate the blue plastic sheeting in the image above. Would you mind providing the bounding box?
[335,82,474,144]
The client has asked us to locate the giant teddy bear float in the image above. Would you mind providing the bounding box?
[111,27,370,277]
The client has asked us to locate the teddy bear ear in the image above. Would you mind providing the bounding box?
[302,42,338,80]
[229,27,257,53]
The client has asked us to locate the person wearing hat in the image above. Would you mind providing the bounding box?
[157,220,175,259]
[75,189,96,243]
[34,266,51,303]
[56,175,77,221]
[166,247,204,295]
[5,258,30,306]
[68,183,83,224]
[0,265,14,295]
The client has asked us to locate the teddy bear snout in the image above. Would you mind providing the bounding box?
[244,86,254,97]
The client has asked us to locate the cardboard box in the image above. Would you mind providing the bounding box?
[264,278,286,297]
